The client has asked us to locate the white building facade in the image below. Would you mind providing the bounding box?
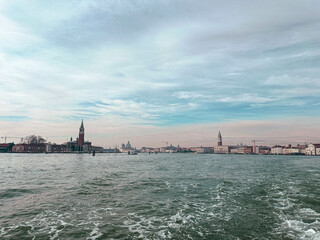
[271,145,284,155]
[306,144,320,155]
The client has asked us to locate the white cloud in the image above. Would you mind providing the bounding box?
[1,0,320,146]
[217,94,273,104]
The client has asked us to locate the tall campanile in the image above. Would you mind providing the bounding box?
[218,131,222,146]
[79,119,85,148]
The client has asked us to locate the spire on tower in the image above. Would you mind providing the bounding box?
[79,119,85,148]
[217,130,222,146]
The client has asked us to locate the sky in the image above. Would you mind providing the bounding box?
[1,0,320,148]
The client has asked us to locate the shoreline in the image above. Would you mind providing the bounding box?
[0,152,318,156]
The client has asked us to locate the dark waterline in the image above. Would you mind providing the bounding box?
[0,153,319,239]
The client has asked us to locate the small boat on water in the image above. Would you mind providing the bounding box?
[128,151,137,155]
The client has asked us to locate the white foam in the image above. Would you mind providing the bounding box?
[157,230,167,238]
[274,198,294,210]
[50,228,63,240]
[281,219,320,239]
[306,229,316,236]
[103,207,113,211]
[59,220,71,226]
[87,227,103,240]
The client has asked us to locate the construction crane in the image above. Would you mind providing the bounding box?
[252,139,265,154]
[1,136,24,143]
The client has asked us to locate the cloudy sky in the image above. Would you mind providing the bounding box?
[1,0,320,147]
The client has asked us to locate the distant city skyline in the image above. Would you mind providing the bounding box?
[1,118,320,148]
[1,0,320,147]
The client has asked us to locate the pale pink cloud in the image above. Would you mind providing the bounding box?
[1,117,320,148]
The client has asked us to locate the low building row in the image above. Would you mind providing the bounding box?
[0,143,15,153]
[258,144,320,155]
[214,145,269,154]
[212,143,320,155]
[270,144,310,155]
[2,140,320,155]
[8,142,104,153]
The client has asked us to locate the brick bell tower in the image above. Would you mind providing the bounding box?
[79,119,84,149]
[218,131,222,146]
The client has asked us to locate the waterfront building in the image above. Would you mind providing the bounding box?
[46,143,67,153]
[299,147,307,155]
[297,144,308,149]
[92,146,104,153]
[120,141,134,153]
[189,147,214,154]
[203,147,214,154]
[230,147,239,154]
[306,144,320,155]
[237,146,253,154]
[160,147,167,153]
[66,139,79,152]
[177,147,190,152]
[158,144,178,153]
[5,120,101,154]
[141,147,156,153]
[283,145,301,155]
[258,146,271,154]
[119,147,131,153]
[103,148,120,153]
[190,147,204,153]
[46,143,51,152]
[0,143,14,152]
[12,143,46,153]
[83,141,92,152]
[62,120,96,153]
[271,145,285,155]
[214,145,230,154]
[297,144,307,155]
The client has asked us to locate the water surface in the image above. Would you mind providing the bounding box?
[0,153,319,239]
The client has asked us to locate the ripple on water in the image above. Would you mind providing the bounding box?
[0,188,36,199]
[0,208,105,239]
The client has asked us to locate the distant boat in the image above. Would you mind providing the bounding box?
[128,151,137,155]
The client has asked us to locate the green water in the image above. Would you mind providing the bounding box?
[0,153,319,239]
